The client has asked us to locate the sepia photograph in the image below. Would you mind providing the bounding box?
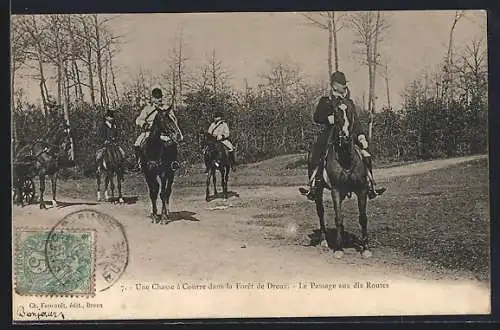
[11,10,490,321]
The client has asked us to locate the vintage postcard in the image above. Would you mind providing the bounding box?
[11,10,490,321]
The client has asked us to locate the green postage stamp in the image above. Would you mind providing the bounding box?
[14,228,96,296]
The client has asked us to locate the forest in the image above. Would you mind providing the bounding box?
[11,12,488,177]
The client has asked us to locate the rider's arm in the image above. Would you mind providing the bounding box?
[313,96,334,125]
[221,122,229,139]
[97,122,107,144]
[207,123,215,135]
[349,100,368,145]
[135,106,149,127]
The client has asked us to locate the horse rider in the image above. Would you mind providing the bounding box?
[204,111,237,172]
[96,108,126,171]
[300,71,386,201]
[133,85,183,170]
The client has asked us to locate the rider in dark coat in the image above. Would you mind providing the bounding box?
[300,71,386,200]
[96,108,126,168]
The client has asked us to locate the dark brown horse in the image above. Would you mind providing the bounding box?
[14,122,74,209]
[204,134,231,202]
[96,142,125,204]
[307,107,372,259]
[139,108,180,224]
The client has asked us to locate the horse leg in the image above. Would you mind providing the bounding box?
[331,188,345,258]
[223,166,229,200]
[97,169,102,202]
[109,173,115,202]
[148,175,160,223]
[39,175,46,209]
[220,168,227,201]
[212,168,218,196]
[357,190,372,258]
[104,173,110,202]
[315,187,328,249]
[205,169,212,202]
[117,169,124,204]
[50,173,58,207]
[160,173,174,224]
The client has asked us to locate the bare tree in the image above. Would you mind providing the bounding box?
[349,11,391,139]
[17,15,51,112]
[442,10,466,103]
[383,62,391,109]
[302,12,345,77]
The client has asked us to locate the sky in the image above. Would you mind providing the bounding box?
[13,10,487,109]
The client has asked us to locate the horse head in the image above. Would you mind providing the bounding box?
[331,102,351,147]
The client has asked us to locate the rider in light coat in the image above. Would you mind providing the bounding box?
[205,111,237,172]
[133,86,183,170]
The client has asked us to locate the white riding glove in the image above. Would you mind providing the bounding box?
[358,134,369,149]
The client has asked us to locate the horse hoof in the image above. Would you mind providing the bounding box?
[333,250,344,259]
[361,250,372,258]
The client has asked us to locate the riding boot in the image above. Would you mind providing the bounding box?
[306,179,322,201]
[299,167,321,200]
[364,156,386,199]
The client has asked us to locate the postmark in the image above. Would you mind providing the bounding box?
[47,209,129,292]
[15,228,96,297]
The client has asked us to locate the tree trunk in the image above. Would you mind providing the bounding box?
[368,11,382,140]
[104,56,109,107]
[332,11,339,71]
[177,40,183,104]
[327,13,333,79]
[81,17,96,105]
[107,44,119,100]
[93,15,106,108]
[385,64,391,109]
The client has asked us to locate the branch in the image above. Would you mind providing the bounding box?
[302,13,328,30]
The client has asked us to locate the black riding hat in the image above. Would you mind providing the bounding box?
[105,109,115,118]
[331,71,348,86]
[151,87,163,99]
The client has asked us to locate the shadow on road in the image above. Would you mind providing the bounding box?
[307,229,364,251]
[206,191,240,202]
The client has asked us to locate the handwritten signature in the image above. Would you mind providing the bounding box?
[17,306,65,320]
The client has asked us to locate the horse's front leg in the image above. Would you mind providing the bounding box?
[39,175,46,209]
[205,170,212,202]
[223,166,229,200]
[212,168,218,196]
[357,190,372,258]
[160,172,174,224]
[117,169,124,204]
[147,175,160,223]
[96,169,102,202]
[104,173,110,202]
[331,188,345,258]
[50,173,58,207]
[109,173,115,202]
[314,187,328,249]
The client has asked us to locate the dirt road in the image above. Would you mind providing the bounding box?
[12,155,490,317]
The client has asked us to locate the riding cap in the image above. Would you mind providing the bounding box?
[213,110,223,119]
[105,108,115,118]
[330,71,348,87]
[151,85,163,100]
